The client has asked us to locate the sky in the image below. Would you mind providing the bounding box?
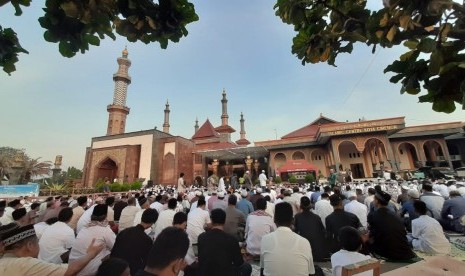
[1,1,464,171]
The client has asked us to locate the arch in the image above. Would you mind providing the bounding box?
[163,152,176,184]
[274,153,287,168]
[95,157,118,183]
[423,140,444,166]
[292,151,305,160]
[338,141,366,178]
[398,142,420,169]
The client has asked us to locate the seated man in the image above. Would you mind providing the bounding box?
[367,191,416,261]
[409,200,450,255]
[260,202,315,276]
[198,209,252,276]
[331,226,372,276]
[326,194,361,253]
[294,196,330,261]
[245,198,276,256]
[0,224,104,275]
[440,190,465,233]
[135,227,190,276]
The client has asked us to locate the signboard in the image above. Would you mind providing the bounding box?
[327,125,399,136]
[0,183,40,198]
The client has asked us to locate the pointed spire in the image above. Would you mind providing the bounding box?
[163,99,170,133]
[122,46,128,58]
[194,117,199,133]
[221,88,228,126]
[236,112,250,146]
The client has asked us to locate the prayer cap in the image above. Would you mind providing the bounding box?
[1,224,36,247]
[12,207,27,221]
[241,190,248,197]
[218,191,225,198]
[407,189,420,199]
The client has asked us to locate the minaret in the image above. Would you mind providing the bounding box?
[107,47,131,135]
[221,88,229,126]
[163,100,170,133]
[214,89,235,141]
[194,117,199,133]
[236,112,250,146]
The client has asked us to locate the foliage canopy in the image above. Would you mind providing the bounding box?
[274,0,465,113]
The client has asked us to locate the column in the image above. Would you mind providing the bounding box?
[212,159,219,176]
[439,140,454,168]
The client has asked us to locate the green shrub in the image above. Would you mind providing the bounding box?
[274,176,282,184]
[110,183,122,192]
[288,175,297,183]
[130,181,142,190]
[305,173,315,183]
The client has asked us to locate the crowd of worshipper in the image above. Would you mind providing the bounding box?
[0,170,465,276]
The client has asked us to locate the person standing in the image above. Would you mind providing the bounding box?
[259,170,267,189]
[111,209,159,275]
[198,209,252,276]
[260,202,315,276]
[244,171,253,190]
[178,173,186,194]
[329,169,337,189]
[231,174,238,190]
[218,176,226,193]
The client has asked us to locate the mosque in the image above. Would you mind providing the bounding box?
[81,49,465,186]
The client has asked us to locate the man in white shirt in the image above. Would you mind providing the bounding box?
[259,170,267,188]
[39,207,75,264]
[283,190,299,216]
[245,198,276,256]
[314,193,333,228]
[178,173,186,194]
[218,176,226,192]
[212,192,227,210]
[149,195,166,214]
[153,198,177,238]
[186,198,211,244]
[0,199,21,225]
[409,200,451,255]
[133,197,150,226]
[264,195,275,218]
[331,226,372,276]
[344,192,368,229]
[76,197,104,234]
[364,188,376,209]
[261,202,315,276]
[69,204,116,276]
[68,196,87,232]
[118,197,140,233]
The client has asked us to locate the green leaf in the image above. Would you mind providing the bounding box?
[417,38,436,53]
[432,98,456,113]
[429,50,444,75]
[58,41,75,58]
[403,39,419,50]
[85,35,100,46]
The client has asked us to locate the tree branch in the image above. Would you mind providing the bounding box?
[0,0,11,8]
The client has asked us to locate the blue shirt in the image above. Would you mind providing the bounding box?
[236,199,254,216]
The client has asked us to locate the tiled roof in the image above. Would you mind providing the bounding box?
[194,141,238,151]
[192,119,220,139]
[235,138,250,146]
[281,124,320,139]
[214,125,236,133]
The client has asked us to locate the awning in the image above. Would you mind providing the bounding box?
[277,160,318,174]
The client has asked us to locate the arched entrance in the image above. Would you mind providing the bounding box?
[364,138,389,173]
[163,153,175,184]
[338,141,365,178]
[96,158,118,182]
[398,142,419,170]
[423,140,445,167]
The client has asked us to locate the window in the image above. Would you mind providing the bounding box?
[349,153,352,158]
[399,149,403,155]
